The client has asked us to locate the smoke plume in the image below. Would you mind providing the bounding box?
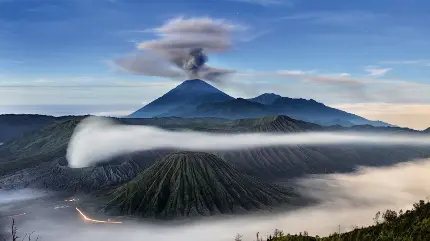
[182,48,208,78]
[66,117,430,168]
[115,17,240,82]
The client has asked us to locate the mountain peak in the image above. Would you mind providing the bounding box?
[425,127,430,133]
[260,93,282,98]
[128,79,233,118]
[174,79,218,92]
[248,93,282,105]
[182,78,206,83]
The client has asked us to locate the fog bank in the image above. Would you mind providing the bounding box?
[2,159,429,241]
[0,189,49,206]
[67,117,430,168]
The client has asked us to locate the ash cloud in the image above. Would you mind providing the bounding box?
[115,17,240,82]
[182,48,208,78]
[66,117,430,168]
[0,189,49,206]
[114,52,186,79]
[112,17,430,105]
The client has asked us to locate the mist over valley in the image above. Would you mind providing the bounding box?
[1,2,430,239]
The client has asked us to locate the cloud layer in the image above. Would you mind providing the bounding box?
[66,117,430,168]
[3,158,430,240]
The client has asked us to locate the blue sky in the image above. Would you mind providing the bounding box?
[1,0,430,129]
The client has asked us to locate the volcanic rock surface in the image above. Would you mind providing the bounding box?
[106,152,296,218]
[0,151,169,192]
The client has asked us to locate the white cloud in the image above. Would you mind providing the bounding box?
[276,70,307,75]
[339,73,351,77]
[149,17,245,36]
[364,66,392,76]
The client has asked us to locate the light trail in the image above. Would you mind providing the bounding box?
[7,213,26,218]
[54,205,70,210]
[75,207,122,224]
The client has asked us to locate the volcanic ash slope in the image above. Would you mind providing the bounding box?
[106,152,296,219]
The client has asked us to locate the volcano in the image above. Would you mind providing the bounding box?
[105,152,296,218]
[128,79,390,127]
[129,79,233,118]
[0,150,170,192]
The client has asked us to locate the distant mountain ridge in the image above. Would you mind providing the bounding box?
[248,93,282,105]
[233,115,321,132]
[0,114,56,143]
[129,79,391,127]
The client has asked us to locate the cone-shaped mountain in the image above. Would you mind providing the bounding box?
[106,152,296,219]
[129,79,233,118]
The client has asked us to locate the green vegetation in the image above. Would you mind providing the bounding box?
[244,200,430,241]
